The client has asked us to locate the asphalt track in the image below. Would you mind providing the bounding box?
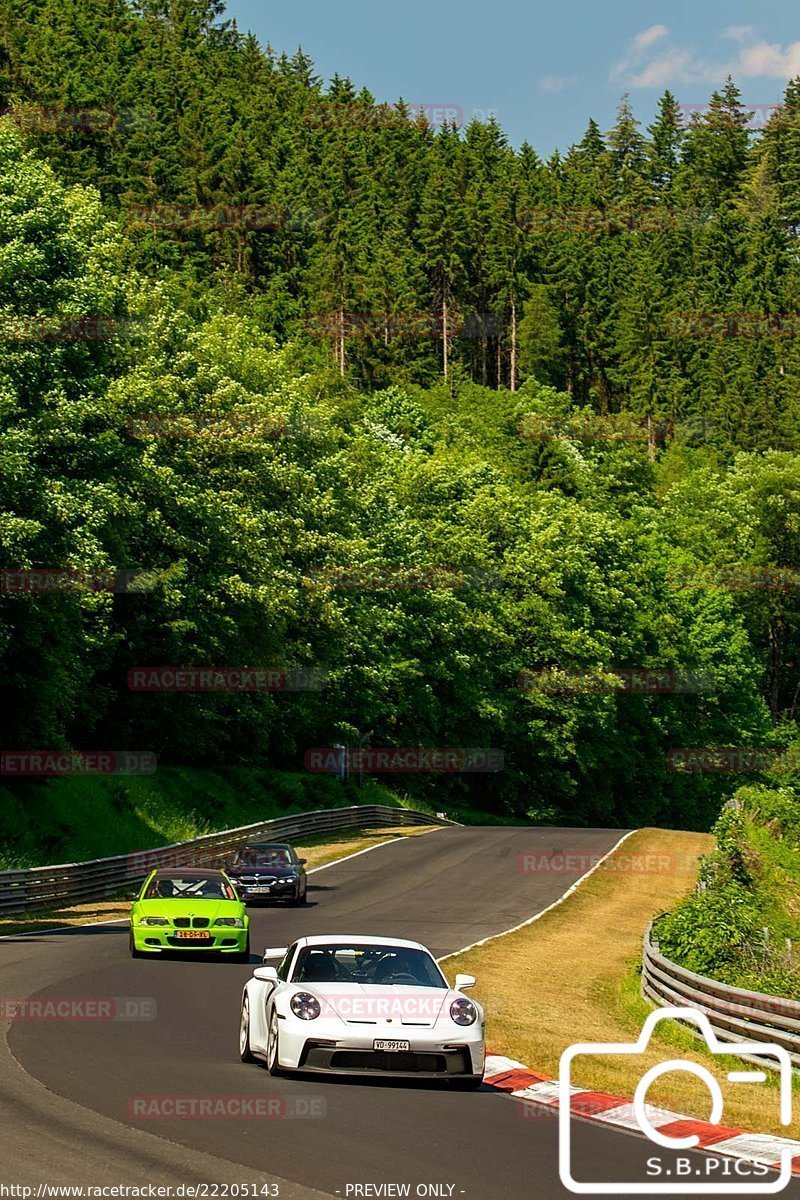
[3,826,797,1199]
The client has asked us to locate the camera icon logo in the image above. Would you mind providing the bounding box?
[558,1007,794,1194]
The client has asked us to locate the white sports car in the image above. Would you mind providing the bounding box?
[238,934,485,1087]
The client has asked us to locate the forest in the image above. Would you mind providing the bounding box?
[1,0,800,832]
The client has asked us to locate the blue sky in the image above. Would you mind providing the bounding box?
[225,0,800,155]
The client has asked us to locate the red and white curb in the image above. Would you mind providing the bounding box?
[483,1054,800,1174]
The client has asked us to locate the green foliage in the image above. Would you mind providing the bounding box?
[0,767,407,868]
[2,15,800,841]
[657,787,800,992]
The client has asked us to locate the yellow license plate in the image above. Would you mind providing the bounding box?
[175,930,211,939]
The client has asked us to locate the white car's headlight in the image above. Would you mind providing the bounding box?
[139,917,169,926]
[450,997,477,1026]
[214,917,245,927]
[290,992,321,1020]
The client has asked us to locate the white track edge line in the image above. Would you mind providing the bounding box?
[438,828,638,961]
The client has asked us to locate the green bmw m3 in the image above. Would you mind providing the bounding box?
[129,868,250,960]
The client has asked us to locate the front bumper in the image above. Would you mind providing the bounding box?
[131,926,248,953]
[298,1043,475,1077]
[230,878,301,902]
[276,1016,485,1077]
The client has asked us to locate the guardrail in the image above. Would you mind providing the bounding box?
[0,804,452,916]
[643,922,800,1068]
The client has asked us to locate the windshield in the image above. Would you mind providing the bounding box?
[291,944,446,987]
[232,848,292,868]
[144,875,237,901]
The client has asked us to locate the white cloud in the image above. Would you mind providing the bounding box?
[736,41,800,77]
[539,74,577,94]
[630,49,697,88]
[611,25,669,83]
[633,24,669,51]
[613,26,800,88]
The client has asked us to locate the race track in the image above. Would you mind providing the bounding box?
[2,826,795,1199]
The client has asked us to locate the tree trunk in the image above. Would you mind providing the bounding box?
[768,619,783,720]
[442,298,449,379]
[510,295,517,392]
[338,307,345,376]
[646,414,656,462]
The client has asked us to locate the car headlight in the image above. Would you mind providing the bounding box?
[139,917,169,927]
[450,997,477,1026]
[290,992,321,1020]
[214,917,245,927]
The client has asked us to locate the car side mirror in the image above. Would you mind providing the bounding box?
[455,973,476,991]
[298,858,307,865]
[263,946,288,962]
[254,966,278,982]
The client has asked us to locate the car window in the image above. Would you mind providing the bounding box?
[277,943,296,982]
[291,944,446,987]
[234,847,291,868]
[143,875,237,901]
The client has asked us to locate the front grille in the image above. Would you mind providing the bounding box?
[298,1043,471,1074]
[192,917,210,928]
[330,1050,448,1072]
[173,918,190,928]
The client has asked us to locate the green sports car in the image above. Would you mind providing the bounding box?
[129,867,250,960]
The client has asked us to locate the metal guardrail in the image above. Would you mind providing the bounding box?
[643,921,800,1068]
[0,804,452,916]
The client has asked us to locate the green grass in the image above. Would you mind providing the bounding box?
[0,768,420,869]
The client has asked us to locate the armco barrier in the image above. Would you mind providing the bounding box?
[643,921,800,1068]
[0,805,452,916]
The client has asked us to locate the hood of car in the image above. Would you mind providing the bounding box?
[135,898,244,921]
[288,983,455,1028]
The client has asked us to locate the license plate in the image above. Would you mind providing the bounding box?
[175,930,211,939]
[374,1039,410,1052]
[246,886,271,893]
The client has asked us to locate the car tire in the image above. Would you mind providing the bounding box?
[451,1075,484,1090]
[129,931,144,959]
[267,1011,282,1076]
[239,996,256,1063]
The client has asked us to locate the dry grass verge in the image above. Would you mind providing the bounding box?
[444,827,798,1137]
